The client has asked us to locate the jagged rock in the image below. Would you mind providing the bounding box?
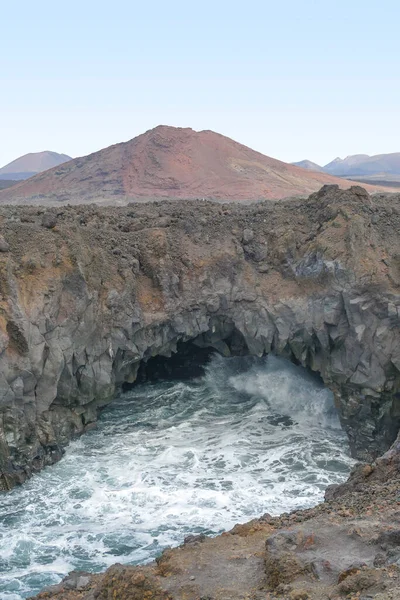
[94,566,172,600]
[63,571,91,590]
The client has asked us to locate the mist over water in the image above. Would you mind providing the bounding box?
[0,354,355,599]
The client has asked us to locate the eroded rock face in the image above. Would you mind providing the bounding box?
[0,185,400,489]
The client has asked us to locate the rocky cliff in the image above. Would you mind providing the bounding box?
[1,185,400,491]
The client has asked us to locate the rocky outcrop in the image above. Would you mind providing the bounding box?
[1,185,400,490]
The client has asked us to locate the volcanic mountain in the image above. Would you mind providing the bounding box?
[0,151,72,181]
[0,127,386,204]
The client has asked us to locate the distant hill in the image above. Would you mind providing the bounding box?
[0,151,72,181]
[291,160,324,172]
[324,155,375,176]
[324,153,400,177]
[293,152,400,182]
[0,126,385,205]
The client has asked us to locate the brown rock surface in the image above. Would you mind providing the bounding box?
[0,127,391,205]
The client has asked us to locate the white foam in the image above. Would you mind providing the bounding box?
[0,354,354,599]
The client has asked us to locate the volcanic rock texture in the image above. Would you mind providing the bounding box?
[0,185,400,492]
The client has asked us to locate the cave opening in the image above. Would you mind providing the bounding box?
[122,322,250,390]
[1,327,357,599]
[116,323,400,466]
[123,341,216,389]
[122,328,328,395]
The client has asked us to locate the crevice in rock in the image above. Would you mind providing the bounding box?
[6,320,29,356]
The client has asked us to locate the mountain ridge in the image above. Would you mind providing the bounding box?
[293,151,400,179]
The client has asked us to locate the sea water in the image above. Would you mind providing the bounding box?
[0,354,355,599]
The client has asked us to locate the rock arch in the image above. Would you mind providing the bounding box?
[0,187,400,489]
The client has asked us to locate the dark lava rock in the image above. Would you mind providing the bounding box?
[41,211,58,228]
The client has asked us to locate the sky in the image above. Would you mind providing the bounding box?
[1,0,400,168]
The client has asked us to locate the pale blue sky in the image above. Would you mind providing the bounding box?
[1,0,399,167]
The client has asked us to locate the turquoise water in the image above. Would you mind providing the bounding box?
[0,354,354,599]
